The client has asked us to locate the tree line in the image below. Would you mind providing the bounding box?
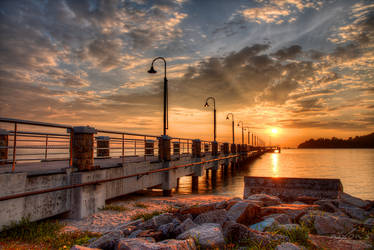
[298,132,374,148]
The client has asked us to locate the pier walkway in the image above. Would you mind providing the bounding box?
[0,117,272,230]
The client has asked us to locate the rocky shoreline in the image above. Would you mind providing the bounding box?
[70,191,374,250]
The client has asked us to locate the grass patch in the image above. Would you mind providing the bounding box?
[271,224,310,247]
[100,204,129,212]
[134,202,148,208]
[130,207,175,221]
[0,217,100,249]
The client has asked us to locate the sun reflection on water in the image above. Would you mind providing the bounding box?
[271,153,279,177]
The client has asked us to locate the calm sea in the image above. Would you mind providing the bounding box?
[175,149,374,200]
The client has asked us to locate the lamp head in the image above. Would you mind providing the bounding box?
[204,102,209,107]
[226,116,229,120]
[147,66,157,74]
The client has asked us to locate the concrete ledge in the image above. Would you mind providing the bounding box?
[244,176,343,201]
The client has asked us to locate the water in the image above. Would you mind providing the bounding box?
[176,149,374,200]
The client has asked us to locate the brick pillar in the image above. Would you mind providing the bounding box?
[145,140,155,156]
[223,143,229,155]
[212,141,218,156]
[231,144,236,154]
[173,141,180,155]
[237,144,241,154]
[192,139,201,158]
[158,135,171,161]
[0,129,9,165]
[71,126,97,171]
[96,136,110,158]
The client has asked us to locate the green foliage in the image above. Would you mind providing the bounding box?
[0,217,100,249]
[100,204,129,212]
[271,224,310,247]
[130,207,175,221]
[134,202,148,208]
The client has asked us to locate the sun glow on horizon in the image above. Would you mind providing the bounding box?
[271,128,278,134]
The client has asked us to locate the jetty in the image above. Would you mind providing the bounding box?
[0,117,277,229]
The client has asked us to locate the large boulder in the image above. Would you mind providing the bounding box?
[89,230,123,250]
[223,221,289,246]
[264,213,292,224]
[227,201,260,224]
[309,234,372,250]
[117,237,196,250]
[261,204,319,221]
[313,214,356,235]
[176,223,225,248]
[340,192,370,209]
[338,202,370,221]
[245,193,281,206]
[193,209,228,226]
[173,218,198,235]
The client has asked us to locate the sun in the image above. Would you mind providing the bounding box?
[271,128,278,134]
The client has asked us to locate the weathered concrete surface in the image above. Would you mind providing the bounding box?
[244,176,343,201]
[1,150,264,230]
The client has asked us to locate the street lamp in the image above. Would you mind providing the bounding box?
[237,121,245,144]
[148,57,168,136]
[226,113,235,144]
[204,97,216,141]
[244,127,250,145]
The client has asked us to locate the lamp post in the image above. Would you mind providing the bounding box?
[148,57,168,136]
[204,97,216,142]
[237,121,244,145]
[226,113,235,144]
[244,127,250,145]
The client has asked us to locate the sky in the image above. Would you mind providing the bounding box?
[0,0,373,147]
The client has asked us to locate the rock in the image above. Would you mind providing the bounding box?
[136,229,163,241]
[314,199,341,213]
[363,218,374,229]
[275,242,302,250]
[340,192,370,209]
[174,218,198,235]
[122,226,137,236]
[223,221,289,246]
[152,213,177,228]
[176,223,225,248]
[70,246,101,250]
[114,219,143,232]
[314,214,356,235]
[158,223,175,238]
[227,201,260,224]
[339,203,370,221]
[249,218,277,232]
[292,201,307,205]
[296,196,319,204]
[179,203,216,217]
[214,200,227,209]
[261,204,319,221]
[128,229,142,238]
[309,234,372,250]
[89,230,123,250]
[245,193,281,206]
[174,212,193,222]
[264,213,292,224]
[225,199,241,210]
[117,237,196,250]
[193,209,228,226]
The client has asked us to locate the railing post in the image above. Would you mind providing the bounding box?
[212,141,218,156]
[44,135,48,161]
[158,135,171,161]
[192,139,201,158]
[12,123,17,172]
[71,126,97,171]
[0,129,9,165]
[122,134,125,165]
[231,143,236,154]
[96,136,110,159]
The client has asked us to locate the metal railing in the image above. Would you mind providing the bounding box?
[0,117,225,171]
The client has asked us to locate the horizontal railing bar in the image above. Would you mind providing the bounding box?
[8,131,69,137]
[0,117,72,129]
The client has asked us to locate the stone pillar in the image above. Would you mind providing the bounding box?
[173,141,180,156]
[231,144,236,154]
[192,139,201,158]
[145,140,154,156]
[96,136,110,158]
[223,143,229,155]
[0,129,9,165]
[204,143,209,153]
[192,176,199,192]
[237,144,241,154]
[212,141,218,156]
[71,126,97,171]
[158,135,171,161]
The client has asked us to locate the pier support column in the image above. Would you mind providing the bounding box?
[223,143,229,156]
[0,129,9,165]
[192,176,199,192]
[96,136,110,159]
[158,135,171,161]
[158,136,173,196]
[230,144,236,154]
[71,126,97,171]
[192,139,202,158]
[212,141,218,156]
